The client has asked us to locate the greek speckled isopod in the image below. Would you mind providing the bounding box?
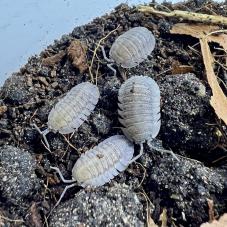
[118,75,179,161]
[51,135,134,206]
[34,82,100,148]
[101,27,155,75]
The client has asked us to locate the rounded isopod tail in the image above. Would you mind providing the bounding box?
[33,82,100,149]
[50,135,134,207]
[101,26,156,76]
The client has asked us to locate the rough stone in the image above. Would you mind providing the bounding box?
[91,112,112,135]
[0,145,40,204]
[146,156,227,226]
[1,74,35,105]
[49,184,145,227]
[160,73,217,154]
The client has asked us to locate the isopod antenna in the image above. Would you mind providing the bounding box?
[147,141,180,162]
[50,166,77,207]
[32,123,50,149]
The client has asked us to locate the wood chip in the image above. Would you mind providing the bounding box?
[171,60,194,74]
[42,51,66,67]
[200,38,227,125]
[27,202,42,227]
[38,77,49,86]
[0,106,7,116]
[207,199,215,222]
[67,39,88,73]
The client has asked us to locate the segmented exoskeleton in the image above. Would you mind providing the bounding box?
[118,75,179,161]
[101,27,156,75]
[34,82,100,148]
[51,135,134,207]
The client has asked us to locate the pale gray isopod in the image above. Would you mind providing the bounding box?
[51,135,134,206]
[118,75,179,161]
[101,27,155,75]
[34,82,100,148]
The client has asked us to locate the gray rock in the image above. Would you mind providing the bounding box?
[0,146,40,204]
[160,73,217,153]
[49,184,145,227]
[1,74,35,105]
[146,156,226,226]
[91,112,112,135]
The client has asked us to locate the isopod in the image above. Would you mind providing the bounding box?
[118,75,179,161]
[51,135,134,206]
[34,82,100,148]
[101,27,155,75]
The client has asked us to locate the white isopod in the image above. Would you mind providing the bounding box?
[118,75,179,161]
[34,82,100,148]
[101,27,155,75]
[51,135,134,206]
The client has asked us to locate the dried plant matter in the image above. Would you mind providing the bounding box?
[170,23,227,51]
[138,6,227,25]
[42,51,66,67]
[67,39,88,73]
[170,23,227,125]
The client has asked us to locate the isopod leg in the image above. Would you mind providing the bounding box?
[100,45,113,62]
[107,63,117,77]
[54,183,77,207]
[50,166,76,183]
[48,182,77,217]
[32,124,50,149]
[147,141,180,162]
[129,143,144,164]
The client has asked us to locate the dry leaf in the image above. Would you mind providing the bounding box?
[170,23,227,125]
[170,23,227,51]
[67,40,88,73]
[42,51,66,67]
[200,38,227,125]
[171,60,194,74]
[201,213,227,227]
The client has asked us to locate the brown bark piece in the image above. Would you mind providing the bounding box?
[67,40,88,73]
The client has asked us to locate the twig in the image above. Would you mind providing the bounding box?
[135,162,147,188]
[62,134,77,152]
[137,5,227,25]
[95,61,100,86]
[89,25,120,83]
[0,215,24,223]
[41,140,52,153]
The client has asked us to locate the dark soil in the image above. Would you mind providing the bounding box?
[0,1,227,226]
